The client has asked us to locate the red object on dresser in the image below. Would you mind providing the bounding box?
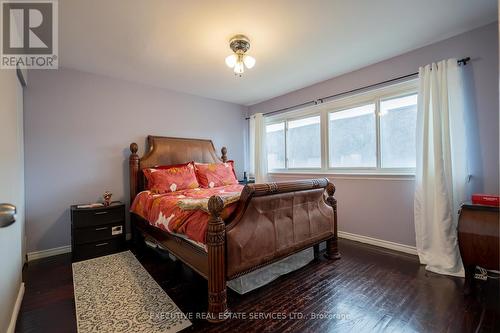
[471,194,500,207]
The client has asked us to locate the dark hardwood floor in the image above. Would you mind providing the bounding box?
[16,239,499,333]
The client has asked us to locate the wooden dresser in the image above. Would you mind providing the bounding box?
[458,202,499,294]
[71,202,126,262]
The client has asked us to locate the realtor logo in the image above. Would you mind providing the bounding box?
[1,0,58,69]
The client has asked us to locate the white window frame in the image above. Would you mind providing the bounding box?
[265,79,418,176]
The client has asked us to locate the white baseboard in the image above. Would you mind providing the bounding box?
[338,231,417,256]
[27,245,71,262]
[24,233,416,261]
[7,282,24,333]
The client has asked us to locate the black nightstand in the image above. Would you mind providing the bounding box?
[71,202,126,262]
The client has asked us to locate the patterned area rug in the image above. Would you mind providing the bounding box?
[72,251,191,333]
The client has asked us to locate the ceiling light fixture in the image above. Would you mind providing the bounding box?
[225,34,255,76]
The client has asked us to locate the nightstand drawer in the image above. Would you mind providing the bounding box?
[73,238,124,262]
[74,224,124,245]
[72,206,124,228]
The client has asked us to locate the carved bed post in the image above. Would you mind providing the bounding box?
[325,182,341,260]
[129,143,139,204]
[207,195,228,322]
[221,147,228,162]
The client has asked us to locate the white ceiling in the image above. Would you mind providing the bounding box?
[59,0,497,105]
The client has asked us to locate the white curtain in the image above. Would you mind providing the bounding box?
[249,113,268,183]
[414,58,469,277]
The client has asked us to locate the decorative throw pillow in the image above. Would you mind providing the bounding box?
[195,161,238,188]
[143,162,199,193]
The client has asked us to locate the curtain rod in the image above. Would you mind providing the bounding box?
[246,57,470,120]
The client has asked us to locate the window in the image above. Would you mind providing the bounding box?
[264,80,418,174]
[329,104,376,168]
[380,94,418,168]
[287,116,321,168]
[265,115,321,169]
[266,122,285,169]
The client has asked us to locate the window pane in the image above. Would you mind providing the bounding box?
[266,122,285,169]
[329,104,376,168]
[287,116,321,168]
[380,94,417,168]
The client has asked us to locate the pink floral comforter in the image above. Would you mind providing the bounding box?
[130,184,243,249]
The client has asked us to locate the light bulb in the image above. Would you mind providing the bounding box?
[234,61,244,74]
[225,54,237,68]
[243,55,256,69]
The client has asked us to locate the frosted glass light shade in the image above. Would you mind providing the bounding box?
[234,61,244,74]
[243,55,256,69]
[225,54,237,68]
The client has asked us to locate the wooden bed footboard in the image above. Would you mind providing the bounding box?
[129,137,339,323]
[226,178,340,275]
[205,178,340,321]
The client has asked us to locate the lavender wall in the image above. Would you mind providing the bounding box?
[249,23,498,247]
[24,68,246,252]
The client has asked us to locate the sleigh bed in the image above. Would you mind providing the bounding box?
[129,135,340,322]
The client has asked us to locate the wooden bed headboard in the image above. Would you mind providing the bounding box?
[129,136,227,202]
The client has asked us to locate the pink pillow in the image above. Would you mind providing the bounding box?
[195,161,238,188]
[143,162,199,193]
